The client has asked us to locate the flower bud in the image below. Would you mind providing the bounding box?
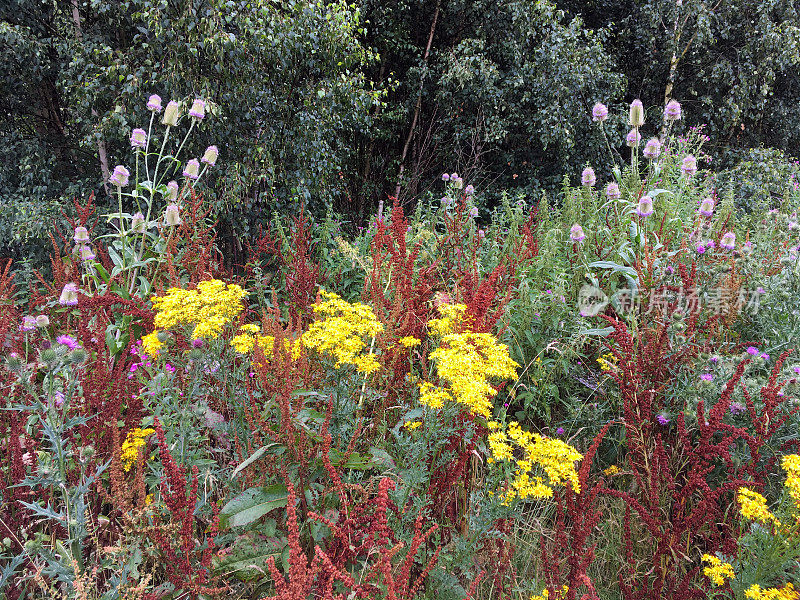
[69,348,88,364]
[664,99,681,121]
[643,137,661,160]
[681,155,697,177]
[452,177,463,189]
[626,128,642,147]
[167,181,179,201]
[80,245,96,261]
[720,231,736,250]
[442,173,450,181]
[469,207,479,218]
[130,128,147,149]
[109,165,130,187]
[188,99,206,120]
[629,99,645,127]
[40,348,57,366]
[131,212,145,233]
[592,102,608,122]
[635,195,654,217]
[606,182,621,200]
[20,316,36,331]
[164,204,182,227]
[162,101,180,126]
[570,223,585,243]
[147,94,163,112]
[464,184,475,196]
[183,159,200,180]
[440,196,452,207]
[59,283,79,306]
[35,315,49,328]
[698,197,715,217]
[581,167,596,187]
[201,145,218,166]
[73,226,90,243]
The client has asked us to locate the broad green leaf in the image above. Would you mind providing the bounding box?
[219,485,289,529]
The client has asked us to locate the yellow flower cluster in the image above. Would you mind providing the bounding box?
[488,421,582,503]
[746,583,799,600]
[398,336,421,348]
[531,586,568,600]
[426,331,519,418]
[701,554,735,586]
[143,280,247,356]
[300,290,383,374]
[738,488,780,526]
[603,465,621,476]
[597,352,618,372]
[403,420,422,431]
[782,454,800,507]
[427,303,468,337]
[120,427,155,472]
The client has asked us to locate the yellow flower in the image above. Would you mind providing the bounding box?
[746,583,799,600]
[403,421,422,431]
[230,333,257,354]
[701,554,735,586]
[120,428,155,471]
[427,303,468,336]
[301,290,383,374]
[398,336,421,348]
[738,488,780,526]
[418,382,451,410]
[141,331,163,358]
[531,586,568,600]
[603,465,620,476]
[597,352,618,372]
[240,323,261,334]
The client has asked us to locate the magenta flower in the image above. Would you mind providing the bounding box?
[656,414,669,425]
[696,244,706,254]
[556,427,565,436]
[20,316,36,331]
[192,339,204,348]
[700,373,713,383]
[570,223,586,243]
[746,346,759,356]
[56,335,80,350]
[606,182,621,200]
[442,173,450,181]
[183,159,200,180]
[626,129,641,147]
[592,102,609,122]
[729,402,745,415]
[469,207,479,218]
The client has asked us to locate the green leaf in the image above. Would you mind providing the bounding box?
[231,444,282,479]
[219,485,289,529]
[212,532,285,581]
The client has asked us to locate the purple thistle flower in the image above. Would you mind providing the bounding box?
[56,335,80,350]
[20,316,36,331]
[469,207,479,218]
[656,414,669,425]
[643,137,661,160]
[570,223,585,243]
[626,128,641,147]
[746,346,759,356]
[760,353,770,361]
[130,128,147,149]
[556,427,565,436]
[442,173,450,181]
[729,402,745,415]
[53,391,65,407]
[465,184,475,196]
[188,98,206,120]
[73,226,89,243]
[581,167,596,187]
[606,182,621,200]
[700,373,713,383]
[720,231,736,250]
[109,165,130,187]
[192,339,204,348]
[635,195,654,217]
[592,102,608,122]
[696,244,706,254]
[59,283,79,306]
[698,197,715,217]
[440,196,452,207]
[664,100,682,121]
[183,158,200,180]
[147,94,162,112]
[710,356,719,364]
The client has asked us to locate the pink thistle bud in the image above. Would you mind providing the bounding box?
[570,223,585,243]
[109,165,130,187]
[201,145,218,166]
[664,99,681,121]
[581,167,596,187]
[164,204,182,227]
[188,99,206,120]
[720,231,736,250]
[183,159,200,180]
[167,181,179,201]
[681,155,697,177]
[162,101,180,126]
[442,173,450,181]
[59,282,79,306]
[20,316,36,331]
[643,137,661,160]
[606,182,621,200]
[147,94,162,112]
[626,129,641,147]
[130,128,147,149]
[698,197,715,217]
[629,99,645,127]
[635,195,654,217]
[592,102,608,122]
[74,226,90,243]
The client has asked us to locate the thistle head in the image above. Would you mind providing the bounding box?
[162,101,180,126]
[629,99,645,127]
[592,102,608,122]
